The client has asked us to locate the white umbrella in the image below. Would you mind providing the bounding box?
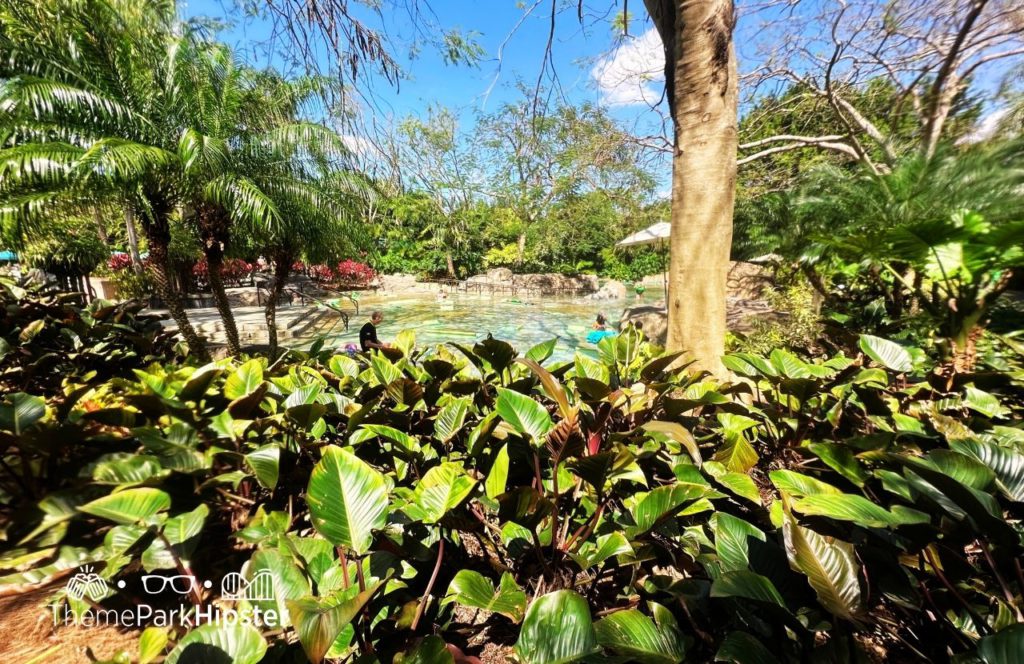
[616,222,670,296]
[616,221,670,247]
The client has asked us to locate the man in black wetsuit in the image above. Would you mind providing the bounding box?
[359,311,390,351]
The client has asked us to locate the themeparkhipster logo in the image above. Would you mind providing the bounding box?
[52,566,283,628]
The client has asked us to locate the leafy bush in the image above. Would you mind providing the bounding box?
[728,281,822,356]
[334,259,376,285]
[600,247,663,282]
[1,286,1022,663]
[192,257,253,287]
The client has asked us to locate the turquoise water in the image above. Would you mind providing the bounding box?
[317,292,639,361]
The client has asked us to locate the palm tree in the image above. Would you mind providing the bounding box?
[803,141,1024,370]
[0,0,211,359]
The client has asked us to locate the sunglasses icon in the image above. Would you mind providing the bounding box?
[141,574,197,595]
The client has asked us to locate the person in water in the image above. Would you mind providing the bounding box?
[586,313,617,344]
[359,311,390,351]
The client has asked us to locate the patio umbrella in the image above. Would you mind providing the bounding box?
[616,222,670,295]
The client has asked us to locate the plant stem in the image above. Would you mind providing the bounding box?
[411,537,445,631]
[338,547,351,590]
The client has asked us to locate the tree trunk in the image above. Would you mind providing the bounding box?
[125,208,144,277]
[647,0,738,376]
[204,241,241,356]
[265,250,292,359]
[446,252,456,278]
[92,207,109,247]
[515,232,527,265]
[144,223,209,361]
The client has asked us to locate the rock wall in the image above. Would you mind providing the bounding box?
[465,269,598,294]
[638,261,773,300]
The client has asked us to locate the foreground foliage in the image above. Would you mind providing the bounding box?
[1,282,1023,663]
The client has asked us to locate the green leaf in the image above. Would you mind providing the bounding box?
[307,446,389,554]
[643,421,701,467]
[517,357,572,419]
[769,470,842,497]
[714,631,780,664]
[0,392,46,435]
[409,462,477,523]
[710,571,785,607]
[712,513,766,571]
[515,590,598,664]
[224,358,264,399]
[594,604,687,664]
[495,387,553,444]
[951,439,1024,502]
[246,445,280,490]
[434,397,470,444]
[403,635,455,664]
[704,462,761,504]
[807,443,870,487]
[486,444,510,499]
[142,504,209,571]
[526,338,558,364]
[782,510,863,620]
[139,627,169,664]
[712,435,758,474]
[164,622,267,664]
[443,570,527,622]
[976,624,1024,664]
[79,488,171,525]
[630,484,707,536]
[570,532,632,570]
[858,335,912,372]
[792,494,929,528]
[287,581,383,664]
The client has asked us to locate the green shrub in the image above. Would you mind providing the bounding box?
[1,283,1022,663]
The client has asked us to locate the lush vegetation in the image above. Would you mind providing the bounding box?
[2,276,1023,663]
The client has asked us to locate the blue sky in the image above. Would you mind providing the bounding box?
[181,1,670,127]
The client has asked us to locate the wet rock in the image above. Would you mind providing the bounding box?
[620,305,668,345]
[587,279,627,300]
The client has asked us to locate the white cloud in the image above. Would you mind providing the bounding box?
[341,134,377,156]
[958,108,1010,145]
[591,28,665,107]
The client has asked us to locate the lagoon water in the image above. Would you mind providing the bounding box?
[317,292,649,361]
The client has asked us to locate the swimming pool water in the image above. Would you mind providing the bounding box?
[317,292,637,361]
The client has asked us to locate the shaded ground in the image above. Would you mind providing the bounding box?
[0,587,141,663]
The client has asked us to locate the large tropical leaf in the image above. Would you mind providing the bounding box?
[79,488,171,525]
[443,570,527,622]
[858,335,913,373]
[287,581,383,664]
[495,387,554,444]
[307,446,389,554]
[164,623,267,664]
[782,510,863,620]
[594,603,687,664]
[408,461,477,523]
[515,590,598,664]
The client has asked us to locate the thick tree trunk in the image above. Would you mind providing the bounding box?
[446,252,456,278]
[648,0,738,376]
[125,208,144,277]
[204,242,241,356]
[143,223,209,361]
[265,250,292,359]
[515,232,527,265]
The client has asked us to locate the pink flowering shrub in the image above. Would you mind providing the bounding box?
[334,259,376,285]
[107,253,133,272]
[192,258,253,285]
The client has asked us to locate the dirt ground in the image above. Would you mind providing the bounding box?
[0,586,141,663]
